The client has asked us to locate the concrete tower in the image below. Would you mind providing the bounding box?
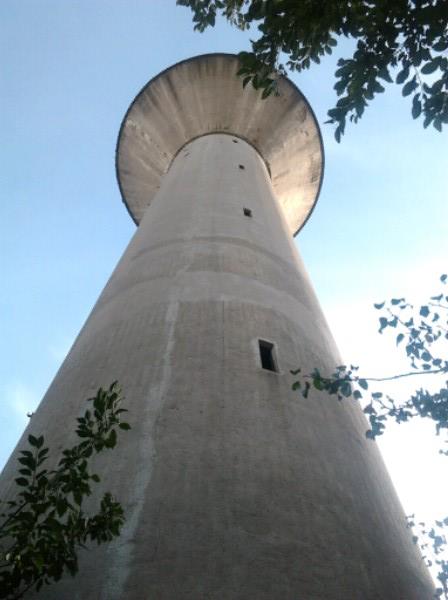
[1,54,434,599]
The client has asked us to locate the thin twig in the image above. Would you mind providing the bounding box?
[363,368,446,382]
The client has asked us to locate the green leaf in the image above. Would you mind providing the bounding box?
[421,58,440,75]
[19,455,36,469]
[391,298,404,305]
[302,381,311,399]
[118,423,131,431]
[93,391,105,413]
[373,81,385,94]
[105,429,117,448]
[15,477,29,487]
[56,499,67,516]
[28,434,39,447]
[77,430,90,438]
[412,95,422,119]
[377,66,392,83]
[374,302,385,309]
[423,113,433,128]
[359,379,368,390]
[379,317,388,332]
[261,85,271,99]
[396,333,405,345]
[313,377,324,391]
[433,117,442,132]
[396,66,410,84]
[420,305,430,317]
[335,126,342,143]
[433,39,448,52]
[402,77,417,97]
[341,382,352,397]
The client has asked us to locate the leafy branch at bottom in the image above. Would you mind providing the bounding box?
[0,382,130,600]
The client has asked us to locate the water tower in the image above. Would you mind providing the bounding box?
[0,54,433,599]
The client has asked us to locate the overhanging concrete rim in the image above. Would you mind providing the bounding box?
[115,52,325,237]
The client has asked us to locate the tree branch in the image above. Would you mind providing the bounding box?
[363,368,446,382]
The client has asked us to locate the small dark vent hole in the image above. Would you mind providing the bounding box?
[259,340,277,372]
[243,208,252,217]
[233,139,238,143]
[239,164,245,170]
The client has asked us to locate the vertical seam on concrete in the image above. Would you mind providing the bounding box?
[102,301,179,600]
[222,301,225,367]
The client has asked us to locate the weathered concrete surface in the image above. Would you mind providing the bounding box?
[116,53,323,236]
[0,132,433,599]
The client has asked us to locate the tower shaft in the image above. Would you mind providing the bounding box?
[0,133,433,598]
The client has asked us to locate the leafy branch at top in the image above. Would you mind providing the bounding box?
[0,382,131,600]
[178,0,448,140]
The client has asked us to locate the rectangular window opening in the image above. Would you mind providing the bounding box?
[259,340,278,372]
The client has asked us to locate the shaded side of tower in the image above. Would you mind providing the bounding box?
[0,133,434,599]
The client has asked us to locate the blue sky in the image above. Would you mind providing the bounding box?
[2,0,448,555]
